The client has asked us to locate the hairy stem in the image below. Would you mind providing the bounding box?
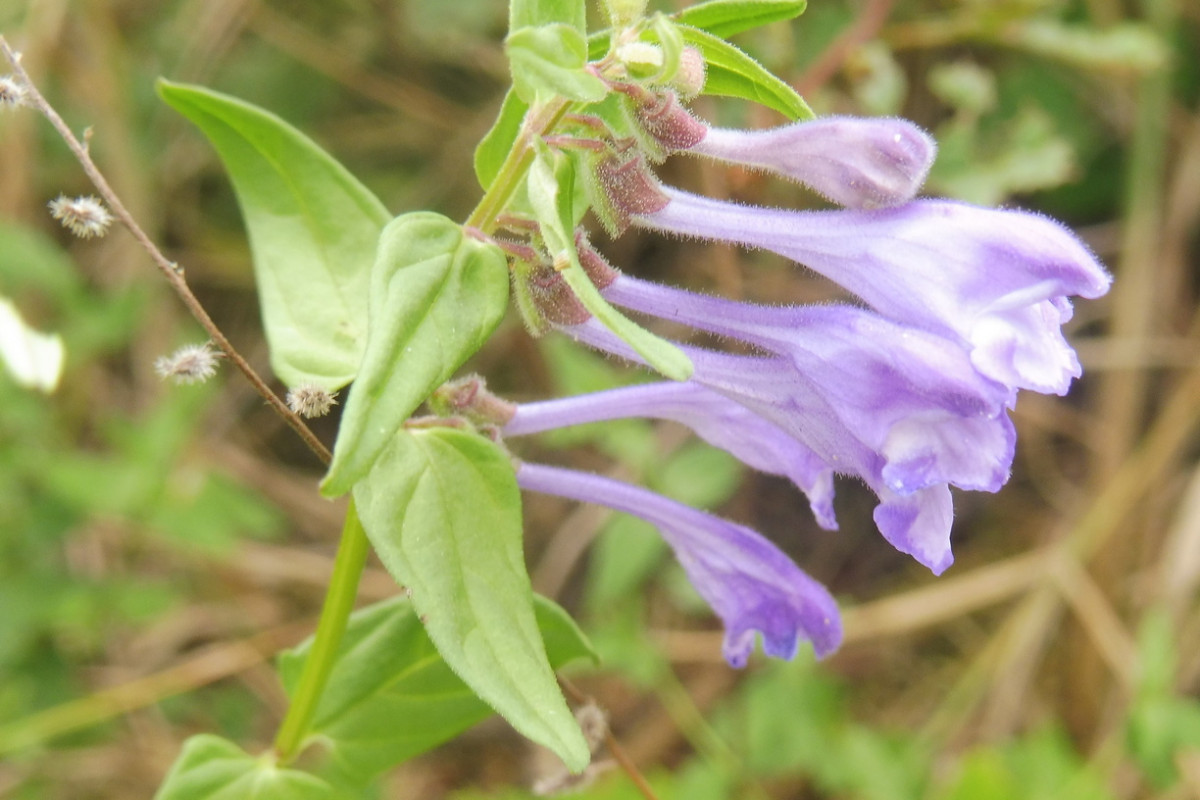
[466,97,574,233]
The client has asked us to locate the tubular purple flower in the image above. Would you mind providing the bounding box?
[515,461,843,665]
[564,316,1017,574]
[635,188,1111,396]
[598,275,1016,490]
[688,117,937,209]
[505,381,837,530]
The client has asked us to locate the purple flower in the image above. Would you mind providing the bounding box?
[515,461,843,665]
[505,381,837,530]
[625,91,933,210]
[635,188,1111,396]
[688,117,936,210]
[563,312,1016,574]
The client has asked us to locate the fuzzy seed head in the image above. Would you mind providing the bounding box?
[48,195,114,239]
[154,342,220,385]
[0,75,27,109]
[286,383,338,418]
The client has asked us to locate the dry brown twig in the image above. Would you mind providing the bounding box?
[0,34,332,466]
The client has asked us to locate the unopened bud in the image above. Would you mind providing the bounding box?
[616,41,664,78]
[606,0,649,28]
[286,383,338,418]
[432,375,517,426]
[689,117,937,209]
[671,47,706,98]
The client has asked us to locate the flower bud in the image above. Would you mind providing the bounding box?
[670,47,706,99]
[688,117,938,209]
[606,0,649,28]
[432,375,517,426]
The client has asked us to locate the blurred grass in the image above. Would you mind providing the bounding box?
[1,0,1199,798]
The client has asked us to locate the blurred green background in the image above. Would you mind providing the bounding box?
[1,0,1198,797]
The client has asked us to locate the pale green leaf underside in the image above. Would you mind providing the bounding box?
[278,594,596,784]
[154,735,339,800]
[157,80,390,390]
[320,212,508,497]
[507,24,609,105]
[353,428,591,771]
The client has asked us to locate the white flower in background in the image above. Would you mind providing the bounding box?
[0,296,64,392]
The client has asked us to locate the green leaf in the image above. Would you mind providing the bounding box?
[677,0,806,39]
[1004,20,1167,75]
[474,90,530,190]
[678,24,813,120]
[352,428,591,771]
[154,735,340,800]
[320,213,508,497]
[507,25,609,105]
[526,149,693,381]
[648,15,685,83]
[157,81,390,390]
[278,594,595,785]
[510,0,586,35]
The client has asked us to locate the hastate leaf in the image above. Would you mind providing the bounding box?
[154,735,341,800]
[677,0,807,39]
[506,24,609,105]
[157,80,390,390]
[352,428,591,771]
[320,213,508,497]
[278,594,596,784]
[678,24,814,120]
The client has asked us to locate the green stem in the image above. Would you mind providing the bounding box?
[273,500,371,762]
[465,98,574,233]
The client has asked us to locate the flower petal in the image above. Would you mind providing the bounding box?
[516,462,844,663]
[637,190,1111,395]
[873,484,955,575]
[594,281,1017,493]
[564,316,1012,573]
[690,117,936,209]
[505,381,839,530]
